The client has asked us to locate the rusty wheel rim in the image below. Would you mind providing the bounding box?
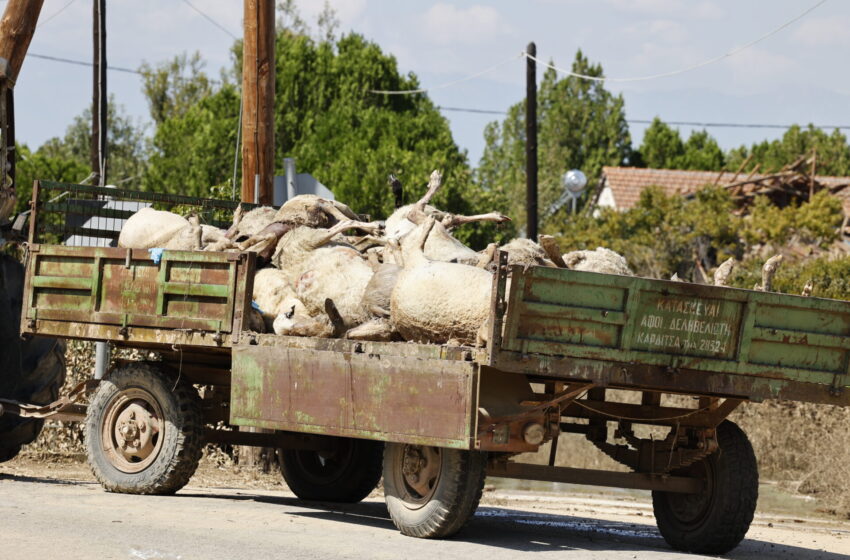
[396,444,442,508]
[101,388,164,474]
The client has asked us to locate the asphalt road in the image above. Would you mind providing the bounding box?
[2,465,849,560]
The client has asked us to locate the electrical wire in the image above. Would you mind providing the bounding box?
[527,0,827,83]
[28,52,140,74]
[181,0,239,40]
[369,53,523,95]
[436,106,850,131]
[37,0,78,29]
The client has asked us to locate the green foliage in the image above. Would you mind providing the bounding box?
[727,125,850,176]
[476,50,632,238]
[547,185,739,278]
[547,185,842,280]
[637,117,683,168]
[14,144,90,213]
[743,191,842,247]
[37,96,147,189]
[636,118,724,170]
[142,83,241,199]
[139,52,213,125]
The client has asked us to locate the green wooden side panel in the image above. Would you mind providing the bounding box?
[501,266,850,390]
[23,245,248,340]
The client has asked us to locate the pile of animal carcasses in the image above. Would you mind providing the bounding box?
[117,170,634,346]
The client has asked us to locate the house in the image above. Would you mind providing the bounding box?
[597,166,850,212]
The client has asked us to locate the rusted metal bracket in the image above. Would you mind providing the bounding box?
[486,250,509,365]
[0,379,99,421]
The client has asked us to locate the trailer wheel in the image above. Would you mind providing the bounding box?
[652,421,758,554]
[85,363,202,495]
[279,437,383,503]
[383,443,486,538]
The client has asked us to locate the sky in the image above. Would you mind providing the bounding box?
[13,0,850,171]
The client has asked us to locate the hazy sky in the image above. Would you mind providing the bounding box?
[14,0,849,172]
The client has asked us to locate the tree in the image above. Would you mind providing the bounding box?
[13,144,90,214]
[637,117,683,169]
[727,125,850,176]
[476,50,632,237]
[636,118,724,171]
[147,24,478,238]
[139,52,213,125]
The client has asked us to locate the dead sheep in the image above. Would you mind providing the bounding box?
[273,194,361,228]
[390,218,492,345]
[272,220,381,328]
[118,207,189,249]
[562,247,634,276]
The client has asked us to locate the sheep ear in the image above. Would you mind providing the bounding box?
[285,305,296,319]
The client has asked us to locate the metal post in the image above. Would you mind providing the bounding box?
[91,0,106,187]
[92,0,109,379]
[525,41,537,240]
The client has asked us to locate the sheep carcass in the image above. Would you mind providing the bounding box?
[562,247,634,276]
[390,218,492,345]
[118,207,190,249]
[272,220,381,329]
[273,194,361,228]
[384,170,510,266]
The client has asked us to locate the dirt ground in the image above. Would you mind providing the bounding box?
[2,455,849,560]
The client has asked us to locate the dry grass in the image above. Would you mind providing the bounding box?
[19,345,850,518]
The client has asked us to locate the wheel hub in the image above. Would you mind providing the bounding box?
[101,389,164,474]
[399,445,441,502]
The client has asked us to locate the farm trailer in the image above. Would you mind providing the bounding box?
[6,181,850,554]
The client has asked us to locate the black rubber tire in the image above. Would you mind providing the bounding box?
[280,437,384,503]
[85,363,203,495]
[652,420,758,554]
[383,443,487,538]
[0,254,66,463]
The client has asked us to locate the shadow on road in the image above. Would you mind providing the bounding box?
[179,489,847,559]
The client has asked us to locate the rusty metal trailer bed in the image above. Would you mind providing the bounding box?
[9,181,850,554]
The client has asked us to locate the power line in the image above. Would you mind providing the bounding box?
[28,52,140,74]
[437,106,850,131]
[370,0,825,95]
[526,0,827,83]
[37,0,78,28]
[181,0,239,40]
[369,53,522,95]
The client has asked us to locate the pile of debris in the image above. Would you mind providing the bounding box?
[117,170,633,346]
[714,152,850,214]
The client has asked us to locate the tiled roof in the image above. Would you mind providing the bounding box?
[602,166,850,210]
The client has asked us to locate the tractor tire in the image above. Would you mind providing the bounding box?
[652,420,758,554]
[0,254,66,463]
[85,363,203,494]
[383,443,487,538]
[279,437,384,503]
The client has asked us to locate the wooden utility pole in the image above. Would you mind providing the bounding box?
[0,0,44,83]
[525,41,538,240]
[241,0,275,204]
[91,0,106,186]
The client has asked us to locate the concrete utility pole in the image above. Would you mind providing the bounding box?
[241,0,275,205]
[91,0,106,187]
[525,41,538,240]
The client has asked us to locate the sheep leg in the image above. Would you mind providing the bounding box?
[345,318,395,342]
[311,220,383,248]
[224,205,245,239]
[476,243,498,268]
[408,170,443,225]
[324,298,347,338]
[538,235,567,268]
[442,211,511,228]
[237,232,277,252]
[369,304,391,318]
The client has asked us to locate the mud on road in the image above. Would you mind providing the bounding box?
[2,457,849,560]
